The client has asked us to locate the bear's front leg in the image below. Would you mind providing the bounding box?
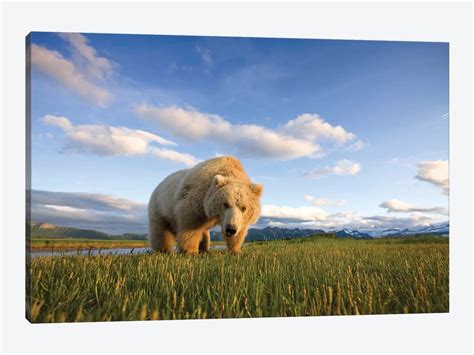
[224,227,248,254]
[199,230,211,253]
[176,229,204,255]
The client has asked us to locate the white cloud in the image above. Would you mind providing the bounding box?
[30,33,114,107]
[415,160,449,195]
[259,195,445,231]
[379,199,448,215]
[362,213,446,229]
[266,221,289,228]
[348,139,365,151]
[261,204,329,222]
[30,39,113,107]
[30,189,147,234]
[260,209,446,231]
[135,105,365,161]
[135,104,321,160]
[42,115,73,130]
[304,194,347,207]
[32,189,146,212]
[305,159,361,178]
[196,45,213,66]
[282,113,356,145]
[59,33,114,81]
[135,104,231,140]
[149,147,201,167]
[304,194,326,205]
[42,114,199,167]
[380,199,416,212]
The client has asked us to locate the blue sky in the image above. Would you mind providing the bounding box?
[29,32,449,234]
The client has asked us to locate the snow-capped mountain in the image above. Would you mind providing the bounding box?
[411,222,449,234]
[332,229,372,239]
[364,228,410,237]
[363,222,449,238]
[212,222,448,241]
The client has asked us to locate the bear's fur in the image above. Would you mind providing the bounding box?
[148,156,263,254]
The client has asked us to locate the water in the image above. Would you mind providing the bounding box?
[28,245,227,258]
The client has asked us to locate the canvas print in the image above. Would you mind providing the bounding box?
[26,32,449,323]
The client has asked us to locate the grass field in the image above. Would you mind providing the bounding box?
[26,236,449,323]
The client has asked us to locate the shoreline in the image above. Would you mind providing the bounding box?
[27,239,228,252]
[27,241,149,252]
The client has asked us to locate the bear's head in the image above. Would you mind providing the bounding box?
[204,175,263,239]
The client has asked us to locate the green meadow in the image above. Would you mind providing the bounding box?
[26,236,449,323]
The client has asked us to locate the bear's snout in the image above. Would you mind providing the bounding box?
[225,225,237,237]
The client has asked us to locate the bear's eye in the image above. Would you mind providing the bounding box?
[223,203,230,209]
[241,206,247,212]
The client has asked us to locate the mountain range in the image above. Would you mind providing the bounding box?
[29,222,147,240]
[29,221,449,241]
[210,226,326,241]
[362,221,449,237]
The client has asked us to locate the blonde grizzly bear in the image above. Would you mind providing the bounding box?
[148,156,263,254]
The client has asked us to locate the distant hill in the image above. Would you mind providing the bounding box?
[29,223,324,242]
[27,221,448,242]
[211,226,326,241]
[28,222,147,240]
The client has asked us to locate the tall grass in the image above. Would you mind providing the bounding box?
[26,237,449,322]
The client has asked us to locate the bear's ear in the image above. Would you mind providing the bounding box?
[250,183,263,196]
[213,175,228,188]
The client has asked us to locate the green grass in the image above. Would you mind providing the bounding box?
[26,236,449,322]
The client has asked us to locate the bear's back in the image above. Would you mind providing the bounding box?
[185,156,249,185]
[176,156,250,209]
[150,168,188,221]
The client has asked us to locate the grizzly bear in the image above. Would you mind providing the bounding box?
[148,156,263,254]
